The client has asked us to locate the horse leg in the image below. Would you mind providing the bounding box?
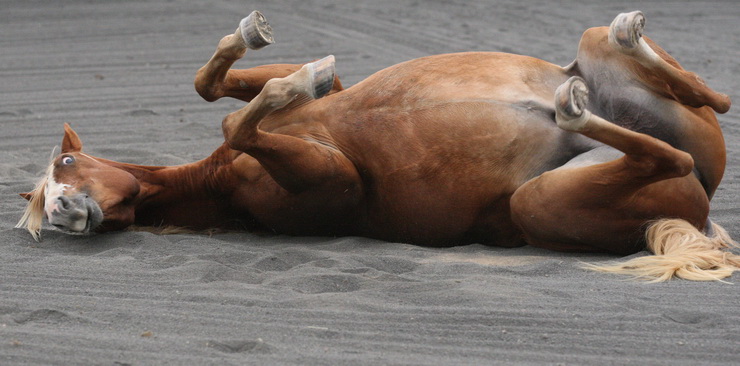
[511,77,739,280]
[606,11,730,113]
[511,76,707,254]
[574,11,729,200]
[221,55,360,195]
[194,11,342,102]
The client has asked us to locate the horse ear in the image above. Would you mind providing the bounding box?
[20,192,33,201]
[62,123,83,153]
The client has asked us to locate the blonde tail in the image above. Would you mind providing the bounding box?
[585,219,740,282]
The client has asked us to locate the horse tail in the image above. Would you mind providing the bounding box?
[586,218,740,282]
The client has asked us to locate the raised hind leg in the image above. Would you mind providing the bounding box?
[606,11,729,113]
[194,11,343,102]
[510,77,710,254]
[221,55,361,195]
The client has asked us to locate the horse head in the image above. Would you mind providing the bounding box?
[17,124,141,239]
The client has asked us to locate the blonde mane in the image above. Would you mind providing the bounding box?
[15,162,54,241]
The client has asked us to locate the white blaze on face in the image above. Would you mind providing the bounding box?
[43,171,88,232]
[43,174,70,219]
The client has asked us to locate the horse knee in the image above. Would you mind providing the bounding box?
[221,112,256,151]
[221,113,238,149]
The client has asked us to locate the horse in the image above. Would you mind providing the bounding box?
[17,10,739,281]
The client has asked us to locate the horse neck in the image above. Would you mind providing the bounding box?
[103,144,242,229]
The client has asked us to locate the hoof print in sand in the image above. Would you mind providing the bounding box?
[127,109,158,116]
[11,309,86,325]
[207,339,272,354]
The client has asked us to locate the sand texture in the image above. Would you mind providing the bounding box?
[1,1,738,365]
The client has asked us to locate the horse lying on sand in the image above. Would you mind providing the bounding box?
[17,11,739,281]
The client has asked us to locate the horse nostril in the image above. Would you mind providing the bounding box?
[57,196,71,210]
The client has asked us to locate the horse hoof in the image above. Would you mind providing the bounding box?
[307,55,336,99]
[239,11,274,50]
[555,76,591,131]
[609,11,645,52]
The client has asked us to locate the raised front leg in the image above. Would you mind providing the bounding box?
[194,11,343,102]
[607,11,730,113]
[221,56,361,195]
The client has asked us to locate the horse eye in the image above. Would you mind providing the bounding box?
[61,156,75,165]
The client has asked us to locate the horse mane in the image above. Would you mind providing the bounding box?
[16,163,54,241]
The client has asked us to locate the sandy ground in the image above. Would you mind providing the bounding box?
[1,0,739,365]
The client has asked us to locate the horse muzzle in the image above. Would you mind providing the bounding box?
[47,194,104,234]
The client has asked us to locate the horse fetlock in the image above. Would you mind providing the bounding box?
[216,33,248,59]
[263,56,335,105]
[262,78,300,108]
[609,11,645,53]
[555,76,591,131]
[239,11,274,50]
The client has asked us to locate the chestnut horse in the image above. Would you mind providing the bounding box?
[18,11,739,281]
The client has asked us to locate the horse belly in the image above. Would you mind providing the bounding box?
[346,103,593,246]
[245,53,596,244]
[361,179,522,246]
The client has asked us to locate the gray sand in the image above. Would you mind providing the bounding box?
[1,1,738,365]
